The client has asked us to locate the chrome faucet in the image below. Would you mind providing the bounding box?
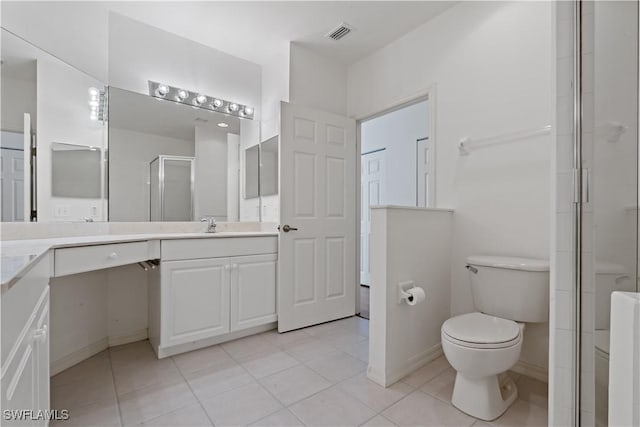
[200,216,217,233]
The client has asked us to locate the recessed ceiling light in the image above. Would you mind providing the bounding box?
[217,122,229,128]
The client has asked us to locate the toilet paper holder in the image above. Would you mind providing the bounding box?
[398,280,419,304]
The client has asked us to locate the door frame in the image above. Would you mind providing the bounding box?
[353,85,437,315]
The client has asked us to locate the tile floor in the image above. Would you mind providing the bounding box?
[359,286,370,320]
[51,316,548,427]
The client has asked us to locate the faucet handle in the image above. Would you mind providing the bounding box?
[200,216,217,232]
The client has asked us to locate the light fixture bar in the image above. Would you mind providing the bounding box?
[147,81,255,120]
[89,86,107,122]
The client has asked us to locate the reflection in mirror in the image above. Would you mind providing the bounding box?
[1,28,108,222]
[245,145,260,200]
[149,156,194,221]
[260,136,278,197]
[51,143,102,198]
[108,87,260,222]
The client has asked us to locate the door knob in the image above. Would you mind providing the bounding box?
[281,225,298,232]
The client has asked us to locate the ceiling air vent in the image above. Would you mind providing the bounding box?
[325,23,354,41]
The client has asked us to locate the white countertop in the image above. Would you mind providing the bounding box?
[1,231,278,290]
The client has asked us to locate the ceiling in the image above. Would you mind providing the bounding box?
[109,87,241,141]
[105,1,456,65]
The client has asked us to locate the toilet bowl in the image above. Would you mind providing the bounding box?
[441,256,549,421]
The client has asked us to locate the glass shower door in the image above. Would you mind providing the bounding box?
[581,1,639,425]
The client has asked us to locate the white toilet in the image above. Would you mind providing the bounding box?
[441,255,549,421]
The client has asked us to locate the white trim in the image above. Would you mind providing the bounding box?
[108,328,149,347]
[368,343,443,387]
[512,360,548,383]
[155,322,277,358]
[50,337,109,376]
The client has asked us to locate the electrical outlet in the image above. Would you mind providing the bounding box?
[54,205,70,217]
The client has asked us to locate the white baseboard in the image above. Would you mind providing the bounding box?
[108,328,149,347]
[50,337,109,376]
[50,329,149,376]
[512,360,548,383]
[155,323,277,358]
[369,343,443,387]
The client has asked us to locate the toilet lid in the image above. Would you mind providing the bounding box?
[442,312,521,347]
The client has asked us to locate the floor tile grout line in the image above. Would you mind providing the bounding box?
[168,354,218,427]
[218,342,302,426]
[106,349,125,427]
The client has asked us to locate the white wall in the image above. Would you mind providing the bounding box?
[1,1,109,82]
[261,46,290,140]
[368,206,452,386]
[194,126,230,221]
[361,101,429,206]
[289,43,348,116]
[1,71,36,133]
[108,13,262,120]
[349,2,553,375]
[108,127,194,222]
[37,58,107,222]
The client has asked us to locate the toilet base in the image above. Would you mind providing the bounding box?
[451,372,518,421]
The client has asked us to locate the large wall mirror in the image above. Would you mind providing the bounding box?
[108,87,261,222]
[1,28,108,222]
[1,27,276,224]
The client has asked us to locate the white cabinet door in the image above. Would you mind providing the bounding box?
[33,299,49,426]
[230,254,277,331]
[162,258,230,347]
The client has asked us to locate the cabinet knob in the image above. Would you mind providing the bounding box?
[34,325,48,342]
[109,252,118,260]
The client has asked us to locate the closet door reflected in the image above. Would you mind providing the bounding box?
[582,1,639,425]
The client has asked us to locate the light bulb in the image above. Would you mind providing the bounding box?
[88,87,99,96]
[89,100,99,107]
[243,106,254,115]
[228,103,239,113]
[90,112,98,121]
[176,89,188,101]
[156,84,170,97]
[217,122,229,128]
[211,99,223,108]
[194,94,207,106]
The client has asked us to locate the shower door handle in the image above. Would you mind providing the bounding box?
[582,168,591,204]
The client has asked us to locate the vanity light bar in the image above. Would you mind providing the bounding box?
[148,81,255,120]
[89,87,107,122]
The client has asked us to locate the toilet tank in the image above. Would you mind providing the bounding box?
[595,262,631,330]
[467,255,550,323]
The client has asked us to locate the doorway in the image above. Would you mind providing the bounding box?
[357,97,432,319]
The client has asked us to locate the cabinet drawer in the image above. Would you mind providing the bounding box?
[54,241,160,277]
[162,237,277,261]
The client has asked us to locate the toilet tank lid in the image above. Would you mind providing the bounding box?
[466,256,549,272]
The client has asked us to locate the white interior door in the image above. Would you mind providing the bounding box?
[278,101,356,332]
[416,137,430,207]
[360,150,386,286]
[1,147,25,222]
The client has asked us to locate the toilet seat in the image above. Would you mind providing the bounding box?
[442,312,522,349]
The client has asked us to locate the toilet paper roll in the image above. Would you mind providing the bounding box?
[405,287,426,306]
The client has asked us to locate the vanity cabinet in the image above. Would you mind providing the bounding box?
[161,257,231,348]
[151,237,278,357]
[1,255,51,426]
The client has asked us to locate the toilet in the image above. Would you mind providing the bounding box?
[441,255,549,421]
[593,261,630,427]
